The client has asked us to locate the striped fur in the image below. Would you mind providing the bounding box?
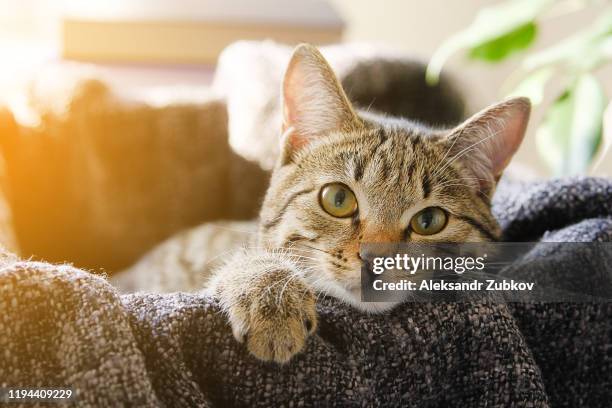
[208,44,530,363]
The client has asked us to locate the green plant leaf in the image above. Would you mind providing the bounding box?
[591,101,612,173]
[536,74,606,175]
[507,67,553,105]
[524,8,612,72]
[426,0,553,84]
[469,22,537,62]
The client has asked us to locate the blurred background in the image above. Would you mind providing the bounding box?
[1,0,610,176]
[0,0,610,272]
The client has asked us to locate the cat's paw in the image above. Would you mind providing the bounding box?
[228,270,317,364]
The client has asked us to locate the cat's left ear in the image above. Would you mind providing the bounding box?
[280,44,361,164]
[445,97,531,196]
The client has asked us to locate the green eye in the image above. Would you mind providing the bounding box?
[319,183,358,218]
[410,207,448,235]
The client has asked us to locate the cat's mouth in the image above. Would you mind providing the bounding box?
[346,285,361,299]
[307,262,400,312]
[336,272,406,313]
[331,281,398,313]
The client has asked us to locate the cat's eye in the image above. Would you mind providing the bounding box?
[319,183,358,218]
[410,207,448,235]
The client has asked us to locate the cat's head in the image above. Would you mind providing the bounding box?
[259,44,530,311]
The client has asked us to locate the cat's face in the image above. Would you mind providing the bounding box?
[259,45,530,311]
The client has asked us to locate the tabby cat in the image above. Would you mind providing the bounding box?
[208,44,530,363]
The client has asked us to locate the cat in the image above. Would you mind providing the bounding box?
[117,43,530,364]
[204,44,530,364]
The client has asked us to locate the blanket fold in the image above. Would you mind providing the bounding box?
[1,177,611,407]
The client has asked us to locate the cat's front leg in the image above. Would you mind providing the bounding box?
[207,249,317,363]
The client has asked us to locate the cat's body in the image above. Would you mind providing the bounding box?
[119,44,530,364]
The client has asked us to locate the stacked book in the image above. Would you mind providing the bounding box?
[61,0,344,64]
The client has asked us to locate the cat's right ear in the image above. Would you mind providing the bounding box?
[280,44,360,164]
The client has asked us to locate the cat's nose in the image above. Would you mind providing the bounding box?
[359,242,403,277]
[358,243,401,263]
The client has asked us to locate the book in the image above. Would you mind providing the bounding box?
[60,0,344,64]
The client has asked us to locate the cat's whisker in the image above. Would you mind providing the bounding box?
[434,180,490,198]
[299,244,336,257]
[279,248,321,260]
[434,127,504,179]
[429,127,463,177]
[436,176,490,189]
[434,183,489,199]
[233,245,314,260]
[210,246,322,271]
[201,246,253,269]
[276,273,302,305]
[284,243,323,258]
[431,128,503,180]
[364,98,377,114]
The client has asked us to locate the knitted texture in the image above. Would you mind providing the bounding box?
[1,177,611,407]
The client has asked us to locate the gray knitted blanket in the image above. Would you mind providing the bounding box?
[1,177,611,407]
